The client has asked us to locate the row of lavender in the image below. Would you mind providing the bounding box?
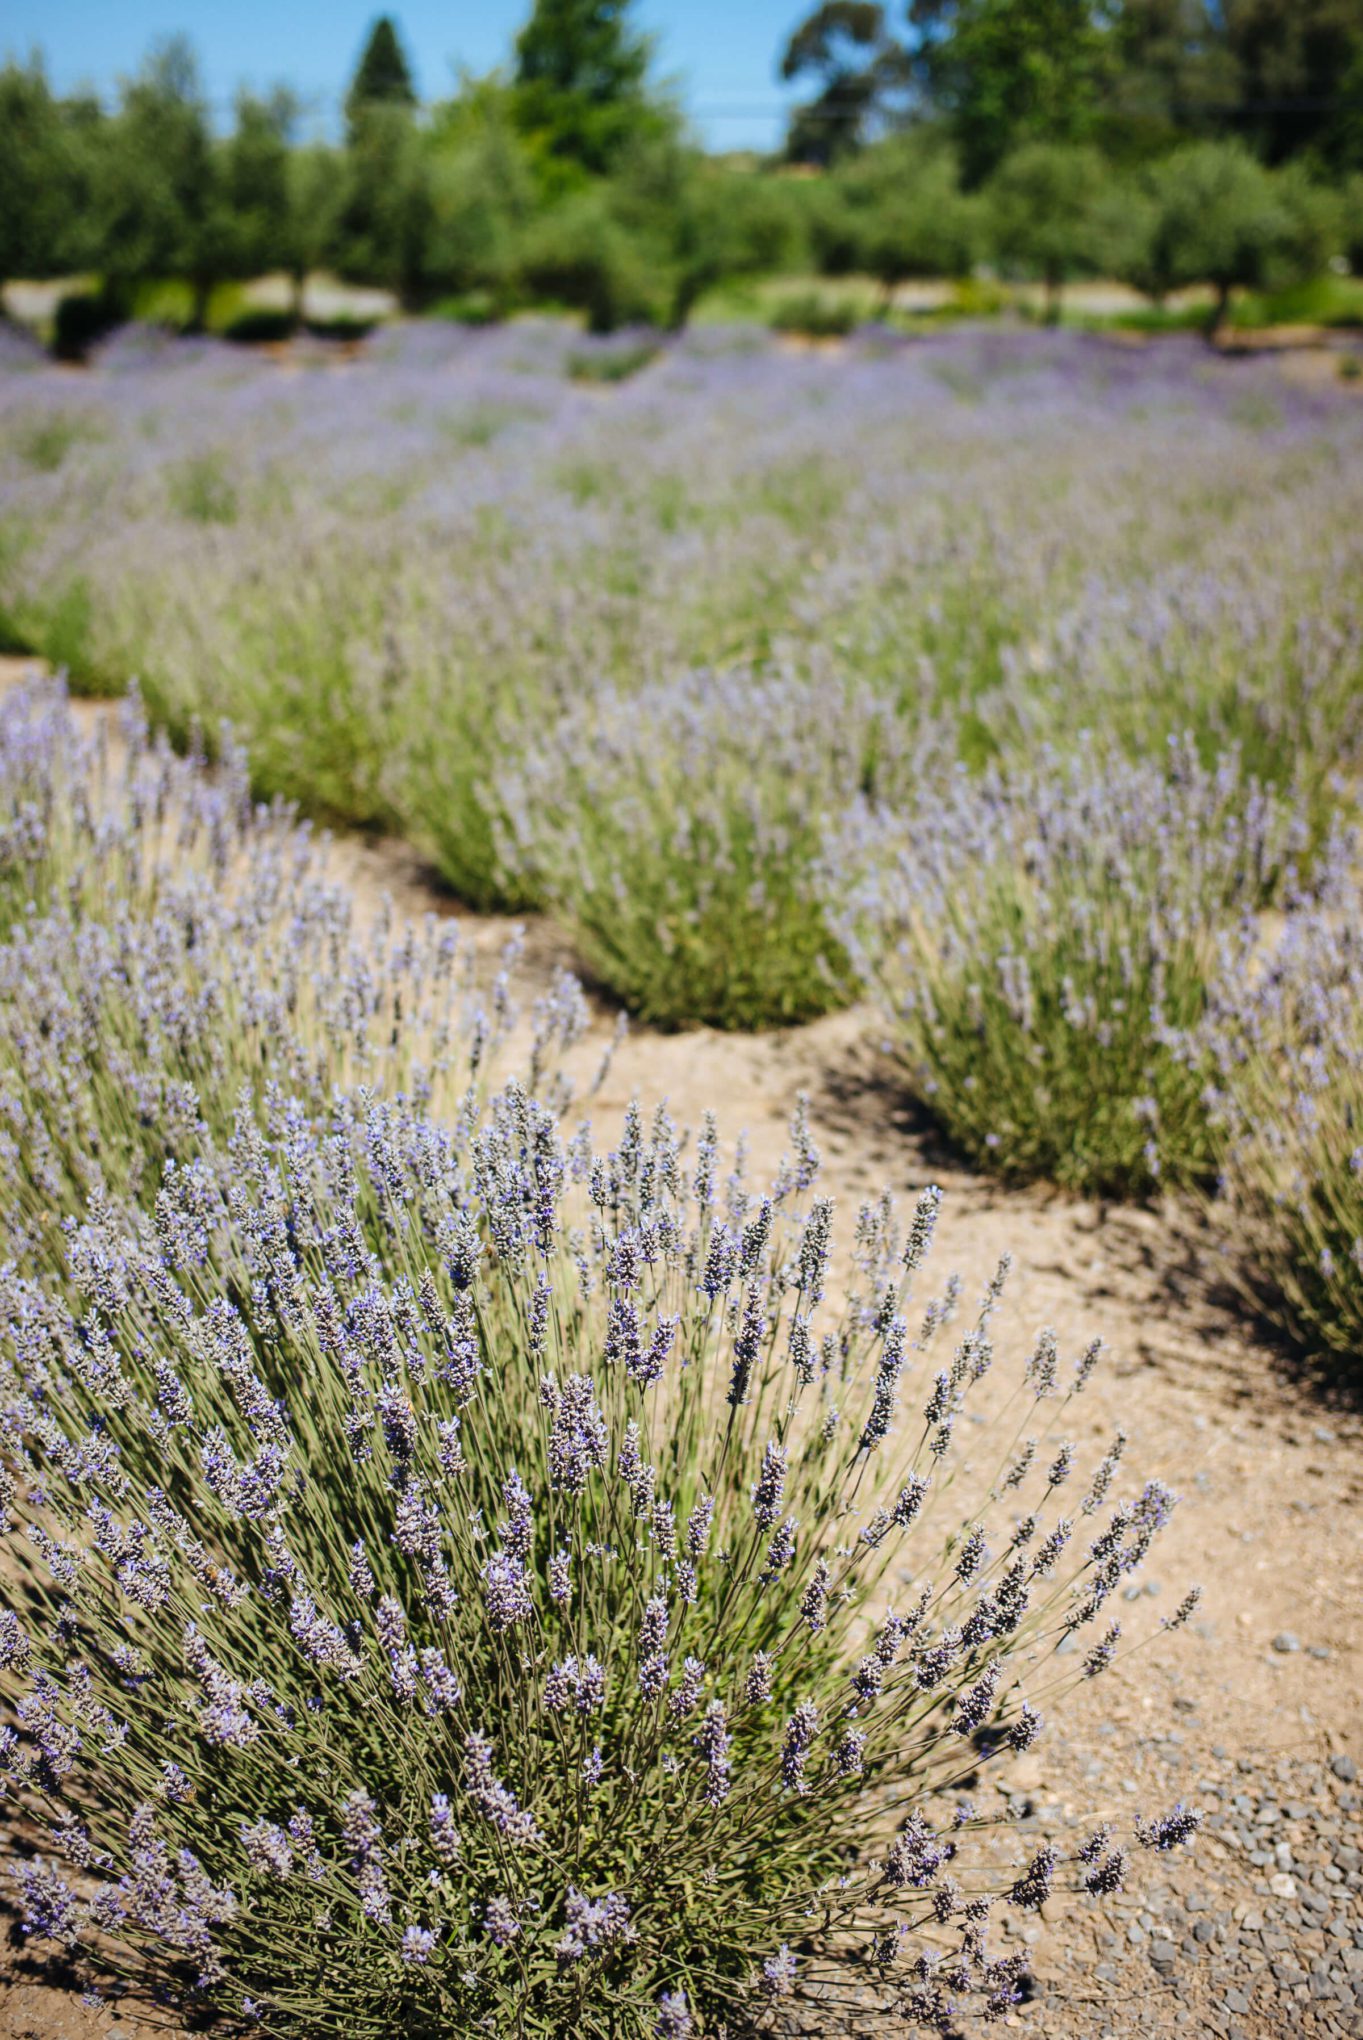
[1,322,1357,902]
[2,324,1362,1363]
[0,678,1200,2035]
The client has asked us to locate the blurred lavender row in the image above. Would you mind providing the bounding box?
[2,327,1359,933]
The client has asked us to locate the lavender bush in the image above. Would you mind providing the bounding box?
[832,738,1305,1197]
[1206,836,1363,1367]
[498,664,946,1029]
[0,688,1205,2034]
[0,1083,1202,2036]
[1002,547,1363,854]
[0,680,591,1259]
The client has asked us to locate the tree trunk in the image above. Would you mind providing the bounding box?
[1207,278,1233,344]
[189,273,213,336]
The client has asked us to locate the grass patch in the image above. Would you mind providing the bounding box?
[566,340,661,384]
[168,453,239,525]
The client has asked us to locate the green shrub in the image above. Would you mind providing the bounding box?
[769,291,859,339]
[566,340,661,384]
[303,314,380,342]
[223,308,298,345]
[50,288,123,362]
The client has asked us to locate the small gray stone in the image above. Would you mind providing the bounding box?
[1273,1633,1301,1654]
[1331,1755,1358,1784]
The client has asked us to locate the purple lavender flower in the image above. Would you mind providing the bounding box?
[1009,1843,1058,1912]
[463,1733,541,1847]
[693,1699,733,1806]
[1135,1804,1202,1852]
[554,1887,636,1963]
[759,1945,797,1999]
[752,1442,787,1531]
[482,1549,535,1633]
[428,1794,461,1865]
[484,1894,520,1947]
[655,1989,693,2038]
[780,1702,818,1795]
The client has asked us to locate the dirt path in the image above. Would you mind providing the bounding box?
[1,663,1359,2038]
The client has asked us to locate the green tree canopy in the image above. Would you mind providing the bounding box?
[98,38,230,328]
[335,102,431,308]
[283,143,344,319]
[909,0,1108,183]
[0,60,103,280]
[223,87,299,282]
[513,0,665,177]
[1092,0,1240,162]
[985,140,1109,317]
[1223,0,1363,168]
[1119,139,1342,329]
[425,78,537,306]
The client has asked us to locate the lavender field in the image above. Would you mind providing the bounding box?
[0,322,1361,2040]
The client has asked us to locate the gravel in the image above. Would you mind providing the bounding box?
[785,1745,1362,2037]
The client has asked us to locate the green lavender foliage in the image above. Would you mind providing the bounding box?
[498,667,949,1030]
[832,740,1306,1198]
[1205,836,1363,1370]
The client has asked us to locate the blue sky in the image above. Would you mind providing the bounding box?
[1,2,815,152]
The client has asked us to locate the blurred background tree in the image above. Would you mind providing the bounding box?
[223,89,299,294]
[1119,139,1345,331]
[513,0,670,178]
[0,60,102,281]
[908,0,1108,182]
[780,4,913,165]
[345,16,417,137]
[97,38,228,331]
[1223,0,1363,168]
[986,139,1108,318]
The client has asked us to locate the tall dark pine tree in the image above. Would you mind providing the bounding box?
[345,17,417,137]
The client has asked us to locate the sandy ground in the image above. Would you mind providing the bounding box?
[0,665,1359,2037]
